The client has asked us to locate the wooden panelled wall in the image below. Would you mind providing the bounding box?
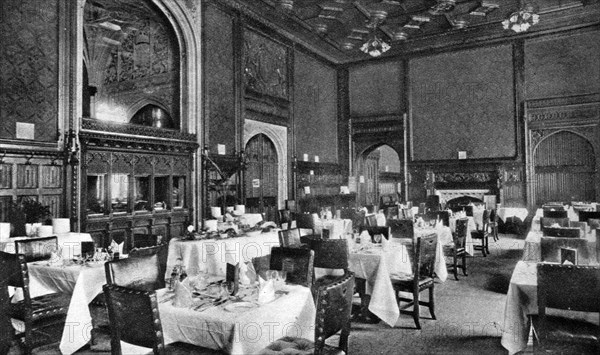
[346,27,600,208]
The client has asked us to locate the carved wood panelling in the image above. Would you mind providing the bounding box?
[16,165,39,189]
[244,30,288,100]
[0,196,12,222]
[41,165,61,188]
[0,165,12,189]
[0,0,59,142]
[434,172,495,184]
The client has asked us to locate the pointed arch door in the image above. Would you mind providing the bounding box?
[533,131,596,205]
[244,134,278,222]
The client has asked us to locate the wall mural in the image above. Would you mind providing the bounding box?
[84,0,179,125]
[0,0,58,142]
[243,30,288,100]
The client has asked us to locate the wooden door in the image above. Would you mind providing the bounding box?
[244,134,278,222]
[534,131,596,205]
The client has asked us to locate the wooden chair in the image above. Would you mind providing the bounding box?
[543,227,581,238]
[103,284,224,355]
[269,247,314,287]
[444,218,468,280]
[471,209,490,257]
[543,209,568,219]
[569,221,588,236]
[425,195,440,212]
[540,237,593,265]
[578,211,600,223]
[295,212,316,236]
[391,234,437,329]
[105,251,162,291]
[532,263,600,354]
[129,244,169,289]
[0,251,70,355]
[258,272,355,355]
[277,209,293,229]
[489,209,499,241]
[389,219,415,240]
[311,239,350,299]
[130,234,163,251]
[0,278,13,355]
[541,217,570,232]
[278,228,302,247]
[365,214,378,227]
[14,236,59,262]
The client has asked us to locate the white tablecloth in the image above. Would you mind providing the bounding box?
[313,219,352,239]
[26,262,106,354]
[343,228,448,327]
[167,232,280,278]
[158,285,315,354]
[497,208,529,223]
[1,233,94,259]
[522,230,598,263]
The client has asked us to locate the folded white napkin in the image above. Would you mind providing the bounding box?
[257,277,275,304]
[240,261,257,285]
[172,278,193,308]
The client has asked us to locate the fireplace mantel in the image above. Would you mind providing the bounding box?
[435,189,490,205]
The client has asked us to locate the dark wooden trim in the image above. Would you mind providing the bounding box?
[513,39,526,163]
[337,68,350,175]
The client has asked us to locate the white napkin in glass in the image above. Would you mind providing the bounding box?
[257,277,275,304]
[240,261,257,285]
[172,278,193,308]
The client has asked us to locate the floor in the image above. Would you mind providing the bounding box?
[8,233,531,355]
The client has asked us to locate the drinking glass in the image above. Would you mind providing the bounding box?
[373,234,382,244]
[266,270,278,281]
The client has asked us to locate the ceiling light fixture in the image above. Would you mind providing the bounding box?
[360,35,390,57]
[502,6,539,33]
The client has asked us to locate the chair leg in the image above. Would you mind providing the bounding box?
[453,254,459,281]
[462,253,468,276]
[485,236,490,255]
[413,289,421,329]
[481,238,487,257]
[428,286,436,320]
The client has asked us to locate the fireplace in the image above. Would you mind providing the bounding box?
[435,189,490,206]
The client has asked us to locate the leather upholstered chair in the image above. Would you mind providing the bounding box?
[444,218,468,280]
[0,251,70,354]
[258,272,355,355]
[105,251,162,291]
[391,234,437,329]
[14,236,59,262]
[532,263,600,354]
[310,239,350,300]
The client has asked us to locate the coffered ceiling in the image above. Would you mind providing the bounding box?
[233,0,597,63]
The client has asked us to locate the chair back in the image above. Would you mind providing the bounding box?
[311,239,348,270]
[105,252,162,291]
[389,219,414,239]
[295,213,316,234]
[103,284,165,355]
[588,218,600,231]
[414,234,437,279]
[385,206,399,220]
[543,209,568,219]
[130,234,162,252]
[14,236,59,262]
[226,262,240,296]
[129,244,169,289]
[270,247,314,287]
[350,210,366,231]
[425,195,440,212]
[0,277,13,354]
[0,251,28,289]
[489,209,498,224]
[540,217,570,229]
[400,208,414,220]
[313,272,355,355]
[454,218,469,249]
[543,227,581,238]
[577,211,600,223]
[365,214,377,227]
[540,237,593,265]
[278,209,293,229]
[568,221,588,236]
[537,263,600,325]
[278,228,301,247]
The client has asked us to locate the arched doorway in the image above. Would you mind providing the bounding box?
[357,144,402,209]
[533,131,596,205]
[245,134,278,222]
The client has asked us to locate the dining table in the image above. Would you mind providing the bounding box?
[166,231,280,278]
[522,229,598,263]
[20,260,106,355]
[500,261,599,355]
[336,226,449,327]
[1,232,94,259]
[153,283,316,354]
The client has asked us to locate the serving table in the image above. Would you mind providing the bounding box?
[166,231,280,278]
[156,285,315,354]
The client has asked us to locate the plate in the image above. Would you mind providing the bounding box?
[224,301,257,313]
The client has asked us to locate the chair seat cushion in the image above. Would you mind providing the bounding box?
[10,292,70,321]
[471,231,486,239]
[391,275,434,290]
[258,336,345,355]
[532,315,599,345]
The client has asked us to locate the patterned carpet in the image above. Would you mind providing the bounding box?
[10,234,528,355]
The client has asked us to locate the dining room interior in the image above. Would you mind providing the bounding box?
[1,0,599,354]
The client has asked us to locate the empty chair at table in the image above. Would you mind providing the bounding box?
[543,209,568,219]
[543,227,581,238]
[310,239,350,299]
[540,237,594,265]
[0,251,70,354]
[129,244,169,289]
[103,284,222,355]
[269,247,314,287]
[105,250,163,291]
[278,228,302,247]
[391,234,438,329]
[532,263,600,354]
[471,209,490,257]
[578,211,600,223]
[540,217,570,232]
[14,236,59,262]
[489,209,499,241]
[444,218,468,281]
[389,219,414,240]
[258,272,355,355]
